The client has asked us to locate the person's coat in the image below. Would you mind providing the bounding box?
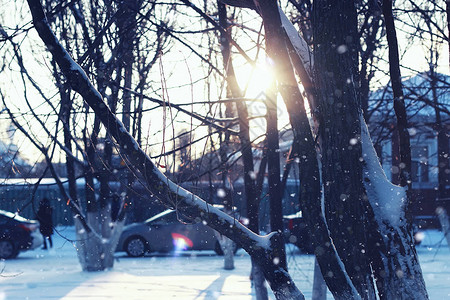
[37,199,53,236]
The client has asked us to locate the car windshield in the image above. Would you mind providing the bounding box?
[145,209,194,225]
[0,210,30,222]
[145,210,174,224]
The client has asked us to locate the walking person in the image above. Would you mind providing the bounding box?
[37,198,54,249]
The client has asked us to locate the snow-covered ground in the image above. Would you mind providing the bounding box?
[0,227,448,299]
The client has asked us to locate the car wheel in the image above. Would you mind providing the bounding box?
[214,241,238,256]
[0,240,18,259]
[125,236,147,257]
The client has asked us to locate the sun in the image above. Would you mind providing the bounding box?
[234,60,293,143]
[237,61,275,99]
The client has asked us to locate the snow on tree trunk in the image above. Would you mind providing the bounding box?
[312,258,327,300]
[251,256,269,300]
[222,238,234,270]
[215,231,235,270]
[360,117,428,299]
[436,207,450,251]
[278,8,313,78]
[74,209,124,272]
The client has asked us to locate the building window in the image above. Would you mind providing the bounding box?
[411,145,429,182]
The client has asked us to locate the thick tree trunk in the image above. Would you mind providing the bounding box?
[75,210,125,272]
[253,1,360,298]
[256,0,361,298]
[312,1,375,298]
[251,256,269,300]
[215,230,235,270]
[222,238,235,270]
[369,3,428,298]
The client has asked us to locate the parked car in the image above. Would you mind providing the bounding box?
[0,210,44,259]
[116,206,239,257]
[283,211,314,254]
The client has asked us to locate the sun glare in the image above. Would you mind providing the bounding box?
[239,63,275,99]
[235,61,294,143]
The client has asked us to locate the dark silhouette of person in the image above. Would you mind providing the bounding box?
[37,198,53,249]
[111,194,120,222]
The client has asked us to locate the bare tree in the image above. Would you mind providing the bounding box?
[25,0,306,299]
[2,0,437,298]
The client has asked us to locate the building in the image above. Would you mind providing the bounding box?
[368,71,450,222]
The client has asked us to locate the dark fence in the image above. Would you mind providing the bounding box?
[2,177,440,229]
[0,178,87,226]
[0,178,302,227]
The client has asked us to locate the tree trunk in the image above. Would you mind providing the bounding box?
[58,77,79,208]
[254,1,361,298]
[215,231,235,270]
[75,210,125,271]
[359,4,383,121]
[382,0,412,192]
[265,82,287,270]
[222,237,235,270]
[312,1,376,298]
[255,0,287,273]
[251,256,269,300]
[217,1,265,291]
[117,0,139,221]
[436,207,450,251]
[360,119,428,299]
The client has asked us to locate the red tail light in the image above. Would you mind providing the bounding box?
[288,219,294,230]
[18,223,39,232]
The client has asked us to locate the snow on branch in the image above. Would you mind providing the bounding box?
[278,7,313,79]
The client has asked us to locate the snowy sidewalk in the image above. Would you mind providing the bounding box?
[0,248,309,299]
[0,227,449,299]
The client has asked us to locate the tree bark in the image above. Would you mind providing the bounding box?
[382,0,412,192]
[265,78,287,271]
[436,207,450,251]
[217,1,264,288]
[360,119,428,300]
[253,1,361,298]
[312,1,375,298]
